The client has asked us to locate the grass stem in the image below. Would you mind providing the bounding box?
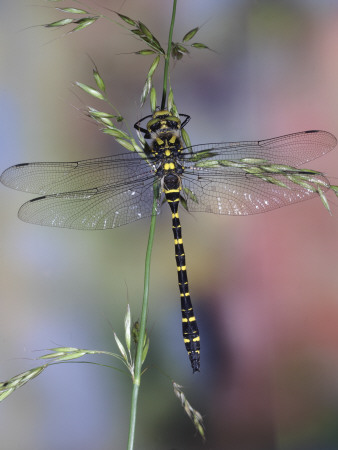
[161,0,177,109]
[127,191,157,450]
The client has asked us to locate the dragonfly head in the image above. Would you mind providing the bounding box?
[146,110,182,139]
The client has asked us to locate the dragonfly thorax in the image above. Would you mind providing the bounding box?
[148,111,184,174]
[151,134,184,179]
[152,134,183,157]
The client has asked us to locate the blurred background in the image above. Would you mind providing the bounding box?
[1,1,338,449]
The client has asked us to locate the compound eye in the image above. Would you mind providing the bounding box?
[146,118,161,133]
[150,121,161,132]
[167,120,179,129]
[166,116,181,128]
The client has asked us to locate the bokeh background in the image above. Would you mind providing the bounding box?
[1,1,338,449]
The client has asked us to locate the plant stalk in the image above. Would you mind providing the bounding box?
[161,0,177,110]
[127,192,157,450]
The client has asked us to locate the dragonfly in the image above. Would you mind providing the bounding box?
[1,110,337,372]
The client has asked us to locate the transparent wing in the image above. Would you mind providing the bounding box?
[179,130,335,215]
[0,151,162,229]
[181,170,330,215]
[181,130,337,166]
[0,151,153,195]
[18,177,160,229]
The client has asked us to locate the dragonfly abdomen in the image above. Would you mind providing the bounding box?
[164,176,200,373]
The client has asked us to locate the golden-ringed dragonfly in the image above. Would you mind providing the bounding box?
[1,110,336,373]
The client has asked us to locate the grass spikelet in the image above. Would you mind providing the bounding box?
[93,65,106,92]
[0,365,48,401]
[125,305,132,353]
[75,81,105,100]
[56,8,89,14]
[44,18,73,28]
[141,77,152,106]
[183,27,199,42]
[181,128,191,149]
[167,88,175,113]
[115,139,136,152]
[172,382,206,441]
[171,42,189,60]
[331,185,338,197]
[116,13,137,27]
[147,55,161,78]
[191,42,210,50]
[102,127,129,139]
[71,17,99,33]
[138,22,153,41]
[117,13,165,55]
[141,336,149,365]
[114,332,128,363]
[150,87,157,113]
[135,49,156,55]
[317,186,331,213]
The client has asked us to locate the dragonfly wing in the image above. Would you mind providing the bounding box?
[179,130,335,216]
[0,151,152,195]
[182,130,337,166]
[181,170,331,215]
[18,178,160,229]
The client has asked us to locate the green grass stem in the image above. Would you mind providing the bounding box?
[161,0,177,110]
[127,190,157,450]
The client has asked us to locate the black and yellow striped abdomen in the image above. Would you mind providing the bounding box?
[143,109,200,372]
[164,173,200,373]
